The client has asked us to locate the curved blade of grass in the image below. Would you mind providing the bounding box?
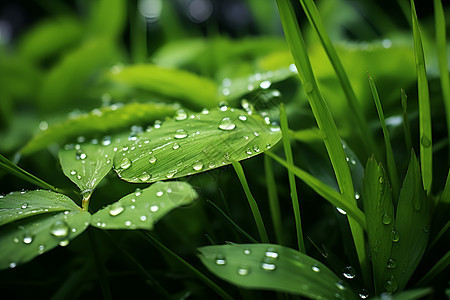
[90,181,197,230]
[342,140,364,202]
[107,64,219,109]
[113,107,281,183]
[198,243,357,299]
[0,190,90,270]
[434,0,450,157]
[411,0,432,193]
[368,75,400,199]
[266,151,366,229]
[298,0,377,159]
[275,0,367,280]
[232,161,269,243]
[383,151,431,293]
[22,102,179,154]
[416,251,450,287]
[280,103,304,252]
[401,89,412,152]
[0,153,60,193]
[362,156,394,294]
[372,287,433,300]
[264,155,283,244]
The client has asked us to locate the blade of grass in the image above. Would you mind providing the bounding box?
[428,220,449,250]
[368,74,400,200]
[434,0,450,159]
[266,151,366,229]
[401,89,412,152]
[298,0,379,160]
[129,0,147,63]
[280,103,305,253]
[88,230,112,300]
[141,232,234,300]
[264,154,284,244]
[0,153,61,194]
[411,0,433,193]
[416,251,450,287]
[276,0,368,282]
[232,161,269,243]
[206,199,258,243]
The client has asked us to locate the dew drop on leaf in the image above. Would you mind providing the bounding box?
[383,276,398,293]
[382,212,392,225]
[193,161,203,171]
[238,115,247,121]
[124,221,132,227]
[237,265,250,276]
[172,143,180,150]
[50,220,70,237]
[264,248,279,259]
[215,255,227,265]
[312,263,320,272]
[140,215,147,221]
[119,157,132,169]
[245,148,252,155]
[390,229,400,242]
[109,202,125,216]
[9,262,17,269]
[59,240,69,247]
[261,261,276,271]
[149,155,157,164]
[342,266,356,279]
[386,258,397,269]
[21,203,28,209]
[420,135,431,148]
[156,191,164,197]
[138,172,151,181]
[174,129,188,139]
[253,145,260,153]
[166,170,177,178]
[358,289,369,299]
[150,205,160,212]
[218,117,236,131]
[175,109,188,121]
[336,207,347,215]
[243,249,251,255]
[335,280,346,290]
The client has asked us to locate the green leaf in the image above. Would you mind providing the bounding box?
[362,156,394,294]
[106,64,219,109]
[21,102,179,154]
[383,151,431,293]
[198,243,357,299]
[0,190,90,270]
[371,287,433,300]
[90,181,197,230]
[86,0,126,40]
[113,107,281,183]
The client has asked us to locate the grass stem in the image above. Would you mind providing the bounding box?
[264,154,284,244]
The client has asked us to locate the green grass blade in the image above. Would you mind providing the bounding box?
[368,74,400,199]
[276,0,368,281]
[198,243,357,299]
[266,151,366,229]
[264,154,284,244]
[416,251,450,287]
[129,0,147,63]
[411,0,433,193]
[143,232,234,300]
[434,0,450,158]
[428,220,449,250]
[439,169,450,206]
[280,103,305,252]
[298,0,378,159]
[0,153,60,193]
[401,89,412,152]
[372,287,433,300]
[232,161,269,243]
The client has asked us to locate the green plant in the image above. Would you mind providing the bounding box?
[0,0,448,299]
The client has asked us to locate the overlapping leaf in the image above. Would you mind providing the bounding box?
[90,181,197,230]
[0,190,90,270]
[22,102,178,154]
[113,107,281,183]
[198,243,357,299]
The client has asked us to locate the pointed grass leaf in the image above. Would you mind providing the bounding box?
[90,181,197,230]
[107,64,219,109]
[342,141,364,202]
[113,107,281,183]
[0,190,90,270]
[383,151,431,293]
[22,102,179,154]
[198,243,357,299]
[362,156,394,294]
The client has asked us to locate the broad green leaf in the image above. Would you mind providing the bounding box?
[0,190,81,226]
[18,17,82,63]
[21,102,179,154]
[86,0,126,40]
[90,181,197,230]
[198,243,357,299]
[362,156,394,294]
[383,151,431,293]
[113,107,281,183]
[0,190,90,270]
[107,64,219,109]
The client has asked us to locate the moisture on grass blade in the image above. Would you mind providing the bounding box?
[0,190,90,270]
[198,243,357,299]
[113,107,281,183]
[90,181,197,230]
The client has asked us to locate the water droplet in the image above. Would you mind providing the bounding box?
[50,220,70,237]
[383,276,398,293]
[237,265,250,275]
[269,125,281,132]
[382,212,392,225]
[245,148,252,155]
[109,202,125,216]
[336,207,347,215]
[135,188,142,196]
[156,191,164,197]
[154,120,162,129]
[193,161,203,171]
[23,235,34,244]
[38,244,45,253]
[219,101,229,111]
[13,237,19,243]
[175,109,188,121]
[101,136,112,146]
[387,258,397,269]
[9,262,17,268]
[238,115,247,121]
[119,158,132,169]
[261,261,276,271]
[304,82,313,93]
[253,145,260,153]
[358,289,369,299]
[172,143,180,150]
[150,205,159,212]
[423,227,429,233]
[166,170,177,178]
[243,249,251,255]
[174,129,188,139]
[218,117,236,131]
[140,215,147,221]
[124,221,132,227]
[264,248,279,259]
[222,88,231,96]
[312,263,321,272]
[420,135,431,148]
[289,64,298,73]
[342,266,356,279]
[76,150,87,160]
[21,203,28,209]
[378,176,384,184]
[149,155,157,164]
[139,172,151,181]
[260,80,271,89]
[355,192,361,200]
[201,108,210,114]
[213,255,227,266]
[390,229,400,242]
[335,280,346,290]
[59,240,69,247]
